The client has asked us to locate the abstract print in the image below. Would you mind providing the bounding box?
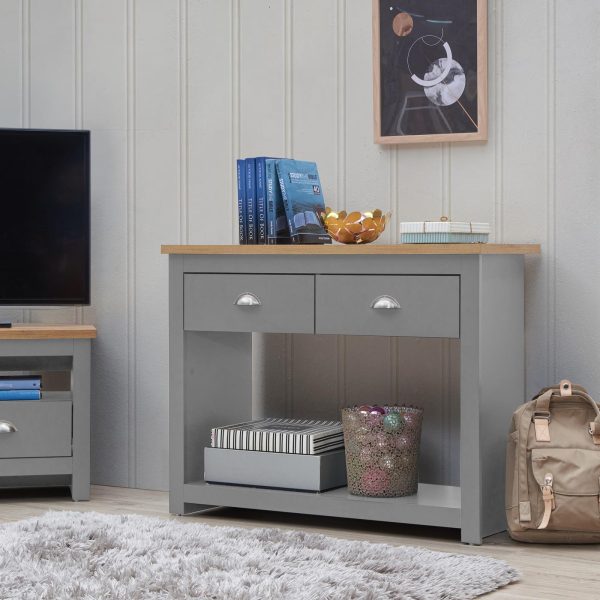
[377,0,482,140]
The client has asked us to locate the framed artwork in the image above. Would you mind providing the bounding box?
[373,0,487,144]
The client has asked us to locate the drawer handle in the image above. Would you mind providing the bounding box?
[234,292,262,307]
[0,420,17,434]
[371,295,401,310]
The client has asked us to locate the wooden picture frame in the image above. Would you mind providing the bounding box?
[373,0,487,144]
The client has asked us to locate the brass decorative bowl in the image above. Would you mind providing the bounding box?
[321,208,391,244]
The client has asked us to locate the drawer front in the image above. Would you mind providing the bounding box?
[0,401,72,459]
[184,274,315,334]
[316,275,460,338]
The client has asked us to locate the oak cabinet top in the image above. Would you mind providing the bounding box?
[161,244,541,256]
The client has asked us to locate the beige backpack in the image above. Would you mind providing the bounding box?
[506,379,600,543]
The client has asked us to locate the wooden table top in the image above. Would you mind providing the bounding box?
[0,324,97,340]
[161,243,541,256]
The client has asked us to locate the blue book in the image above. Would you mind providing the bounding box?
[245,158,257,244]
[0,376,41,390]
[0,389,41,400]
[276,159,331,244]
[236,159,246,244]
[255,158,269,244]
[266,159,291,245]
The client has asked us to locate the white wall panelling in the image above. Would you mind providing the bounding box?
[1,0,598,490]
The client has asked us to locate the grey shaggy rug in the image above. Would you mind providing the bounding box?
[0,511,519,599]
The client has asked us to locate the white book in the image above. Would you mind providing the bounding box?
[211,418,344,455]
[400,221,490,234]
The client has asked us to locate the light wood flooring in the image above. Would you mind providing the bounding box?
[0,485,598,599]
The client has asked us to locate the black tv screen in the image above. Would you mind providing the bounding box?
[0,129,90,305]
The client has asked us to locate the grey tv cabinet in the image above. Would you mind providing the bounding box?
[164,243,540,544]
[0,324,95,500]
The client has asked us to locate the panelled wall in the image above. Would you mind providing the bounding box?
[0,0,598,490]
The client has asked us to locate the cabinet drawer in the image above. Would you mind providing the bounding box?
[316,275,460,338]
[184,274,315,334]
[0,401,72,459]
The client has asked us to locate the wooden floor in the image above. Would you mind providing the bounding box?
[0,486,598,599]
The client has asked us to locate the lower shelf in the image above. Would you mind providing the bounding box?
[183,481,461,529]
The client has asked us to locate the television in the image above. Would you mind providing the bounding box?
[0,129,90,305]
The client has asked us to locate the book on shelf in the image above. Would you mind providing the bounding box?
[0,375,41,390]
[255,158,269,244]
[266,158,291,245]
[236,159,246,244]
[0,389,41,400]
[211,418,344,455]
[276,159,331,244]
[245,158,257,244]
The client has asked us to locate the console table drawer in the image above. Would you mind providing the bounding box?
[184,274,315,333]
[315,275,460,338]
[0,401,72,459]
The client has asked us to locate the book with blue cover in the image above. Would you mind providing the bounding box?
[245,158,257,244]
[0,376,41,390]
[0,389,41,400]
[266,159,291,245]
[276,159,331,244]
[236,159,246,244]
[255,158,269,244]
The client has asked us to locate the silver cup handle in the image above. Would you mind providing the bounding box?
[370,295,401,310]
[234,292,262,307]
[0,420,18,434]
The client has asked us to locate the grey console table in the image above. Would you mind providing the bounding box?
[164,244,540,544]
[0,324,95,500]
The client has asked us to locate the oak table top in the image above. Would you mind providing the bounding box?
[0,324,97,340]
[161,243,541,256]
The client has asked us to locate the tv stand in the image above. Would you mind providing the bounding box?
[163,244,540,544]
[0,324,96,500]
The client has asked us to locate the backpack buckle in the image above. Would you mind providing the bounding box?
[533,412,551,442]
[533,411,551,421]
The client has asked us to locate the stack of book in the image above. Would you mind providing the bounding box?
[204,418,347,492]
[236,158,332,245]
[0,375,42,400]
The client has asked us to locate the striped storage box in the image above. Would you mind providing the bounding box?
[400,220,490,244]
[211,418,344,455]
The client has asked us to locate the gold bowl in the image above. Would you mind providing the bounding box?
[321,208,391,244]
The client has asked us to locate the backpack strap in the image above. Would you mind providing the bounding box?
[518,402,536,522]
[533,389,553,442]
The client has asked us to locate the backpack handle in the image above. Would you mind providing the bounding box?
[534,380,600,444]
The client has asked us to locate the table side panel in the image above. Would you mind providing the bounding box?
[183,332,253,484]
[478,255,525,537]
[458,256,482,544]
[169,255,186,513]
[71,339,91,501]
